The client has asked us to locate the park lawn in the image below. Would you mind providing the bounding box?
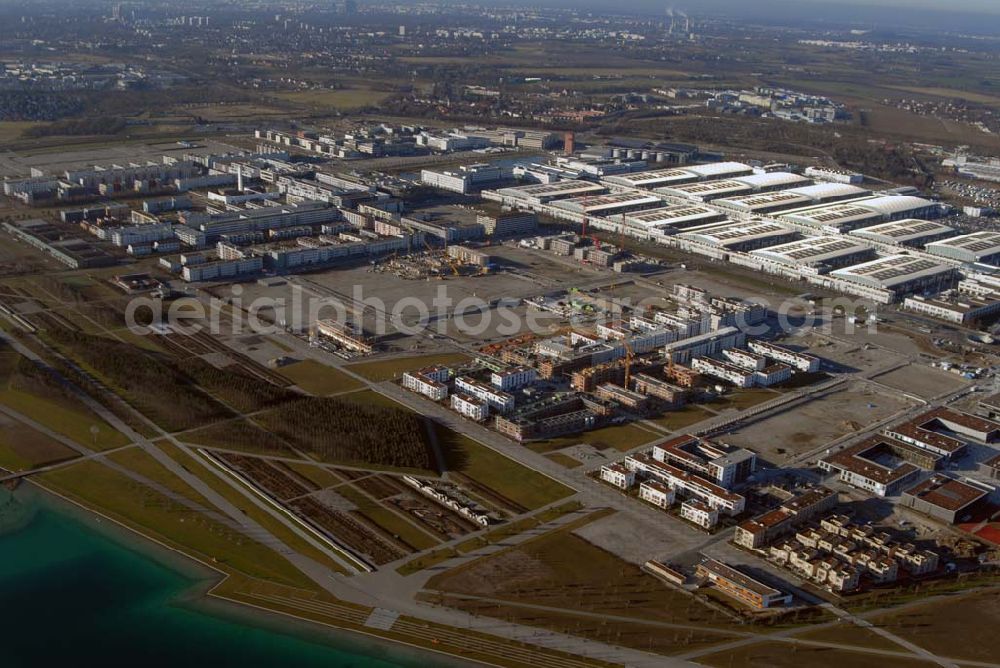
[650,404,715,432]
[545,452,583,469]
[161,443,351,572]
[396,547,459,576]
[440,428,574,510]
[276,359,363,396]
[705,388,780,412]
[41,460,314,588]
[454,501,583,554]
[527,422,659,454]
[152,442,349,576]
[865,588,1000,664]
[336,483,439,552]
[282,460,344,489]
[346,353,470,382]
[698,642,935,668]
[107,446,214,507]
[0,389,131,450]
[0,420,79,471]
[795,622,904,652]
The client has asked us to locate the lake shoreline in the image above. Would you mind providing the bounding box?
[10,480,481,668]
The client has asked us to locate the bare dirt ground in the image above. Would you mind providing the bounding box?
[719,382,917,462]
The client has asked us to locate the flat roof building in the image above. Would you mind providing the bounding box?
[901,475,989,524]
[827,255,956,303]
[678,220,798,252]
[550,191,665,218]
[778,202,884,234]
[621,205,726,235]
[818,436,933,496]
[652,434,756,488]
[849,219,957,248]
[751,236,874,274]
[696,558,791,609]
[925,231,1000,266]
[494,180,606,206]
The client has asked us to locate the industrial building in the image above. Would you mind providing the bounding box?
[925,231,1000,265]
[750,236,875,275]
[3,219,116,269]
[848,219,956,248]
[827,255,956,303]
[494,180,606,206]
[678,220,798,252]
[658,172,811,203]
[903,292,1000,325]
[620,205,727,237]
[601,161,753,189]
[549,191,665,219]
[804,166,864,184]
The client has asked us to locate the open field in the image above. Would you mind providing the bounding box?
[526,422,659,454]
[720,383,915,462]
[276,359,364,395]
[698,642,936,668]
[156,443,349,575]
[0,413,78,471]
[649,404,716,432]
[346,353,471,382]
[870,364,969,401]
[545,452,583,469]
[271,89,394,110]
[41,460,313,588]
[866,588,1000,664]
[426,515,740,630]
[438,428,575,511]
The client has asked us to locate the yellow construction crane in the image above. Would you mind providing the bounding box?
[623,338,635,389]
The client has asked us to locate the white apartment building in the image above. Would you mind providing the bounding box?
[681,499,719,529]
[402,371,449,401]
[639,480,675,508]
[451,393,489,421]
[454,376,515,413]
[600,463,635,489]
[490,366,537,392]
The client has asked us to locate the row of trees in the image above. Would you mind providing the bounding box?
[258,397,435,471]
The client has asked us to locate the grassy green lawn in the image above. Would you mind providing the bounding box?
[0,389,131,450]
[346,353,470,382]
[527,422,659,454]
[649,404,715,432]
[439,427,575,510]
[545,452,583,469]
[0,420,79,471]
[41,459,314,588]
[276,359,364,396]
[335,483,439,552]
[154,442,349,576]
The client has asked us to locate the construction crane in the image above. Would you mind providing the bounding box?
[623,338,635,389]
